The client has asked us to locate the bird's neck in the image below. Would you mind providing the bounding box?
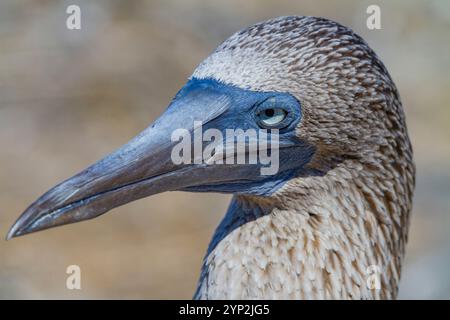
[194,166,408,299]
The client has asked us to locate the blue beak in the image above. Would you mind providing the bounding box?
[7,79,314,239]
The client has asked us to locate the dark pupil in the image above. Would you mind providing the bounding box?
[264,109,275,117]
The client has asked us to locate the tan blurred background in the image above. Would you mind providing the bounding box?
[0,0,449,299]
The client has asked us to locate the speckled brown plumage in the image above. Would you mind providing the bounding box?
[193,16,415,299]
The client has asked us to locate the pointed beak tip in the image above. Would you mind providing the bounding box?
[6,228,17,241]
[6,222,26,241]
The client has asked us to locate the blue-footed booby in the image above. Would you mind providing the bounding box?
[7,16,415,299]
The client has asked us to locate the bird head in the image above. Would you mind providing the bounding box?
[7,16,412,239]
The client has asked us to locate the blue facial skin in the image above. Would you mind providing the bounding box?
[7,77,322,239]
[174,78,320,196]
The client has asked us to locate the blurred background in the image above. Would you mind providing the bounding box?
[0,0,449,299]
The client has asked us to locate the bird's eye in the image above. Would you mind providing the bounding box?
[257,108,287,128]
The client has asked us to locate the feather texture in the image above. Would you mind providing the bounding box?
[193,16,415,299]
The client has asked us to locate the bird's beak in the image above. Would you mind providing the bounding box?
[7,82,240,239]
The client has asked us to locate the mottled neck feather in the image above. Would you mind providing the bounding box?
[194,160,412,300]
